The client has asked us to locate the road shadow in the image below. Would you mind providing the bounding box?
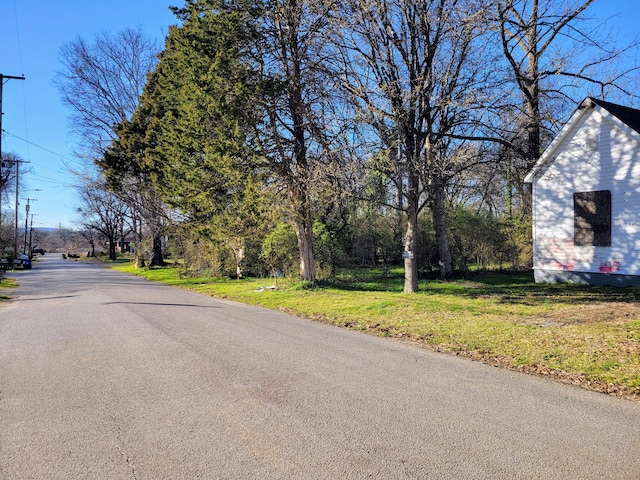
[103,301,222,309]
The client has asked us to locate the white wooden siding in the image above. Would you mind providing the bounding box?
[532,107,640,276]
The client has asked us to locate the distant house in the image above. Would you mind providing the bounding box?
[112,238,134,253]
[524,97,640,286]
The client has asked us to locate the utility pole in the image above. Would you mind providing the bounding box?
[22,198,37,254]
[28,213,38,255]
[14,159,19,256]
[0,73,26,256]
[2,156,29,258]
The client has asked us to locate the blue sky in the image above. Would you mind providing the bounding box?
[1,1,176,229]
[1,0,638,229]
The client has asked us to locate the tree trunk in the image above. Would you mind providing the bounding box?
[229,238,244,280]
[430,180,453,279]
[108,233,117,261]
[119,219,126,255]
[295,223,315,283]
[403,192,419,293]
[289,47,316,283]
[150,234,164,267]
[522,0,540,216]
[292,190,316,283]
[134,214,146,268]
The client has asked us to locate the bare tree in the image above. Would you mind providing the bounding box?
[494,0,640,211]
[1,153,18,235]
[77,177,131,261]
[55,27,160,157]
[334,0,490,290]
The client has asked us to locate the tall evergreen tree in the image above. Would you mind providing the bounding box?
[103,0,265,270]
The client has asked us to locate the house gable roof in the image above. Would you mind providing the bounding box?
[524,97,640,183]
[588,97,640,134]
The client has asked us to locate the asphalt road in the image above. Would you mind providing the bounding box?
[1,255,639,479]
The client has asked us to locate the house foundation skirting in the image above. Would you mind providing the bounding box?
[534,269,640,287]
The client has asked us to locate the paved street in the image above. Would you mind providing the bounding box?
[1,255,639,479]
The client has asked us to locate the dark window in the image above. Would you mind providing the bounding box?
[574,190,611,246]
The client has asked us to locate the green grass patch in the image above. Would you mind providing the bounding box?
[0,277,17,300]
[112,263,640,399]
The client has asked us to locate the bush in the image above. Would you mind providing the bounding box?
[260,222,299,277]
[498,215,533,269]
[446,208,533,272]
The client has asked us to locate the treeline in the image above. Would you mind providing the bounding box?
[57,0,637,292]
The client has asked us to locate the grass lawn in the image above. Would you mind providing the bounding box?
[0,277,16,300]
[114,263,639,400]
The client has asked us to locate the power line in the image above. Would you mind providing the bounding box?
[2,129,81,165]
[10,0,25,75]
[29,174,72,187]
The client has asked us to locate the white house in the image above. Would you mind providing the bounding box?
[524,97,640,286]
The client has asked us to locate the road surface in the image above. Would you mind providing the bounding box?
[1,255,639,479]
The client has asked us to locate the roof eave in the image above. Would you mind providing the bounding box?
[524,98,597,184]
